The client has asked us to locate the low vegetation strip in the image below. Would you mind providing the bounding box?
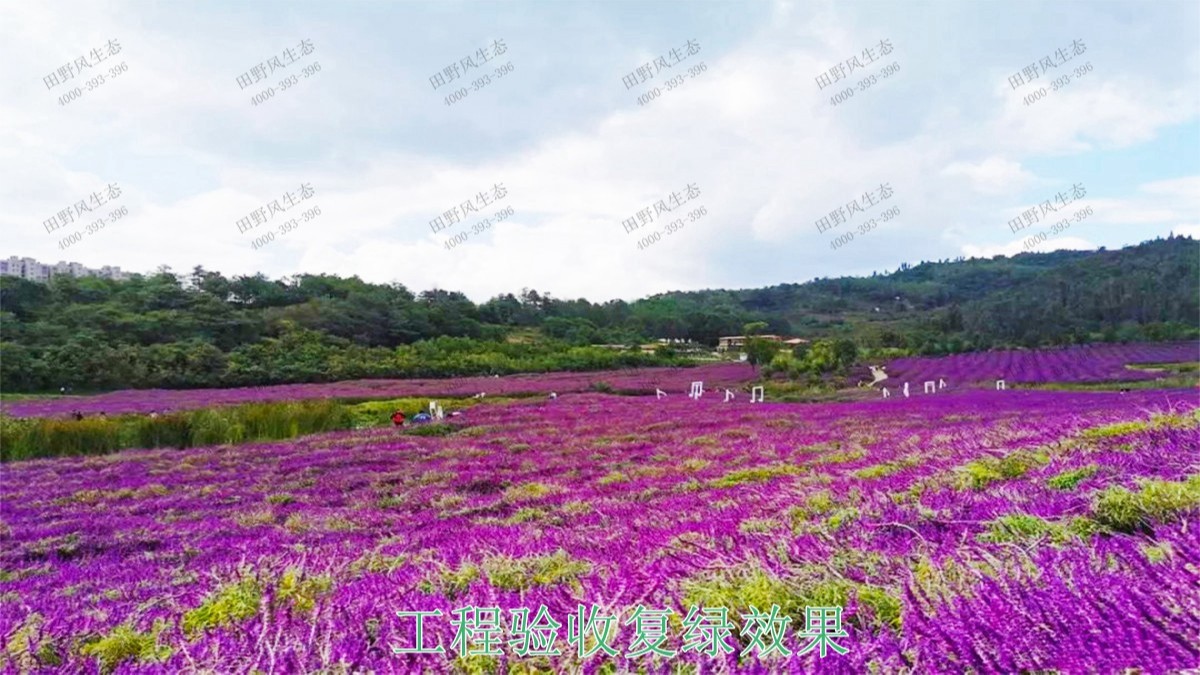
[0,396,505,462]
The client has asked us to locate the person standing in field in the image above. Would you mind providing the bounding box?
[391,410,406,427]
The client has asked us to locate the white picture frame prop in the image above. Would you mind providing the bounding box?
[689,381,704,399]
[996,379,1007,391]
[750,386,764,403]
[882,387,890,398]
[903,382,910,398]
[924,381,936,394]
[724,389,734,402]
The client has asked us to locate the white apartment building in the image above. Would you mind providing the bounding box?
[0,256,131,283]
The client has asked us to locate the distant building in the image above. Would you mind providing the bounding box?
[642,338,707,354]
[717,335,808,353]
[0,256,131,283]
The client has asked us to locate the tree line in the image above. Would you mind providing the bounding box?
[1,236,1195,392]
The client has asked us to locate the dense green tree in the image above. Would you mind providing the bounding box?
[744,337,780,371]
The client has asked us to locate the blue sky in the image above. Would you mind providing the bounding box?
[1,0,1197,302]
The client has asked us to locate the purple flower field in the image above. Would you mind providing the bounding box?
[1,363,755,419]
[882,341,1198,386]
[2,387,1198,672]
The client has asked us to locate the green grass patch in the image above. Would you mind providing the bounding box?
[787,490,839,530]
[814,448,868,465]
[738,518,780,534]
[502,507,550,525]
[418,562,480,600]
[1080,421,1150,441]
[481,550,591,592]
[275,568,334,614]
[348,551,409,576]
[679,566,901,633]
[182,577,262,636]
[502,482,556,502]
[79,623,171,674]
[1093,475,1200,533]
[826,507,859,532]
[977,513,1099,545]
[1046,465,1099,491]
[4,613,62,671]
[711,464,801,488]
[955,450,1049,490]
[853,459,915,480]
[597,471,630,485]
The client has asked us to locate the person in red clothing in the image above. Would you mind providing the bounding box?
[391,410,406,427]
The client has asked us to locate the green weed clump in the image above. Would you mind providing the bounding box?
[738,518,780,534]
[419,562,480,600]
[80,623,171,674]
[1080,420,1149,440]
[482,551,591,592]
[853,463,900,480]
[1141,542,1172,564]
[502,507,549,525]
[1046,465,1099,491]
[815,448,868,465]
[560,500,592,516]
[597,471,629,485]
[503,482,556,501]
[976,513,1098,545]
[1093,475,1200,532]
[679,566,901,633]
[826,508,860,532]
[183,578,262,635]
[681,567,802,618]
[349,551,409,576]
[275,569,334,614]
[787,490,840,532]
[955,450,1049,490]
[3,613,61,671]
[711,464,801,488]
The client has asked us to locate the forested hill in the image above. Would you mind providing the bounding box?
[641,236,1198,349]
[0,236,1196,391]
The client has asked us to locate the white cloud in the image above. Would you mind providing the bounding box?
[1172,223,1200,239]
[941,157,1034,194]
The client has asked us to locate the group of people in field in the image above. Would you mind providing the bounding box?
[390,409,460,427]
[390,410,433,427]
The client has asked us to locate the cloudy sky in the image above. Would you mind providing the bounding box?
[1,0,1197,302]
